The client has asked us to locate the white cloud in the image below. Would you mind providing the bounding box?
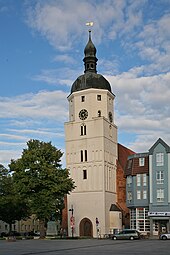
[0,133,27,141]
[0,89,68,166]
[32,68,79,87]
[106,71,170,151]
[131,13,170,74]
[0,149,24,168]
[0,90,68,121]
[25,0,147,50]
[9,128,64,138]
[53,54,76,64]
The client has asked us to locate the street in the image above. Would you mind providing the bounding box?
[0,238,169,255]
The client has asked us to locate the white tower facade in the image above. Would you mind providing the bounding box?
[65,31,121,237]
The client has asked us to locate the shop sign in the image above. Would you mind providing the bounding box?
[148,212,170,217]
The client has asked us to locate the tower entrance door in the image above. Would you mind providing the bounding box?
[79,218,93,237]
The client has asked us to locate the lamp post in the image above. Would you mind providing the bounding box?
[69,205,74,238]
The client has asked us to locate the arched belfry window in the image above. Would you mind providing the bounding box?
[98,110,101,117]
[81,124,86,136]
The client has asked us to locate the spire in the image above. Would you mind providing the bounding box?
[83,30,98,73]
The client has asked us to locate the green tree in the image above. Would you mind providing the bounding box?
[0,164,30,234]
[9,139,75,238]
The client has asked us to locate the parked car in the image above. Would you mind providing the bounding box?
[160,232,170,240]
[0,232,8,237]
[112,229,141,240]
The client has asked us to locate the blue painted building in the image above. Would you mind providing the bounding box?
[125,138,170,236]
[148,138,170,235]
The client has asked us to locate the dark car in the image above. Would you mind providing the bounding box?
[112,229,141,240]
[0,232,8,237]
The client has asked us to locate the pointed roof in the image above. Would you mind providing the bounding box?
[71,30,112,94]
[149,138,170,154]
[84,30,96,56]
[83,30,98,73]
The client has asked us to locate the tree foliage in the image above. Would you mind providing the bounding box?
[0,164,30,233]
[9,139,75,238]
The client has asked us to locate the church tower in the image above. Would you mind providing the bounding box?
[65,30,121,237]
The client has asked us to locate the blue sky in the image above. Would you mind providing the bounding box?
[0,0,170,167]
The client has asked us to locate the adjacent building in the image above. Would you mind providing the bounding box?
[0,215,39,236]
[125,138,170,236]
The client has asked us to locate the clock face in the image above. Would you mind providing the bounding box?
[108,112,113,123]
[79,109,88,120]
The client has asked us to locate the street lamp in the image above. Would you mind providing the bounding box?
[69,205,74,238]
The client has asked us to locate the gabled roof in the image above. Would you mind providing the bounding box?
[149,138,170,154]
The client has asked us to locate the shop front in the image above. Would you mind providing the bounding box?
[148,212,170,236]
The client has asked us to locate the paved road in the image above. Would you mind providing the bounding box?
[0,238,169,255]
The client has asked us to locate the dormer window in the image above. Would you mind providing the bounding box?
[139,158,145,166]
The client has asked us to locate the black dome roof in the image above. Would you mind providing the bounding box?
[70,30,112,94]
[71,72,111,93]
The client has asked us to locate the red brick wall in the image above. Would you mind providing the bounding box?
[61,195,68,233]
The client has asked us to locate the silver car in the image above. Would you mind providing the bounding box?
[160,232,170,240]
[112,229,141,240]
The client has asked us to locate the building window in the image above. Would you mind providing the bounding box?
[143,190,147,199]
[137,174,141,186]
[156,171,164,184]
[130,208,150,232]
[81,124,86,136]
[153,221,159,232]
[156,153,164,166]
[127,191,132,202]
[143,174,147,186]
[97,95,101,101]
[98,110,101,117]
[83,170,87,179]
[139,157,145,166]
[137,208,144,219]
[127,159,132,169]
[127,176,132,186]
[137,190,141,199]
[157,189,164,202]
[81,96,85,102]
[81,150,87,162]
[85,150,87,161]
[81,150,83,162]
